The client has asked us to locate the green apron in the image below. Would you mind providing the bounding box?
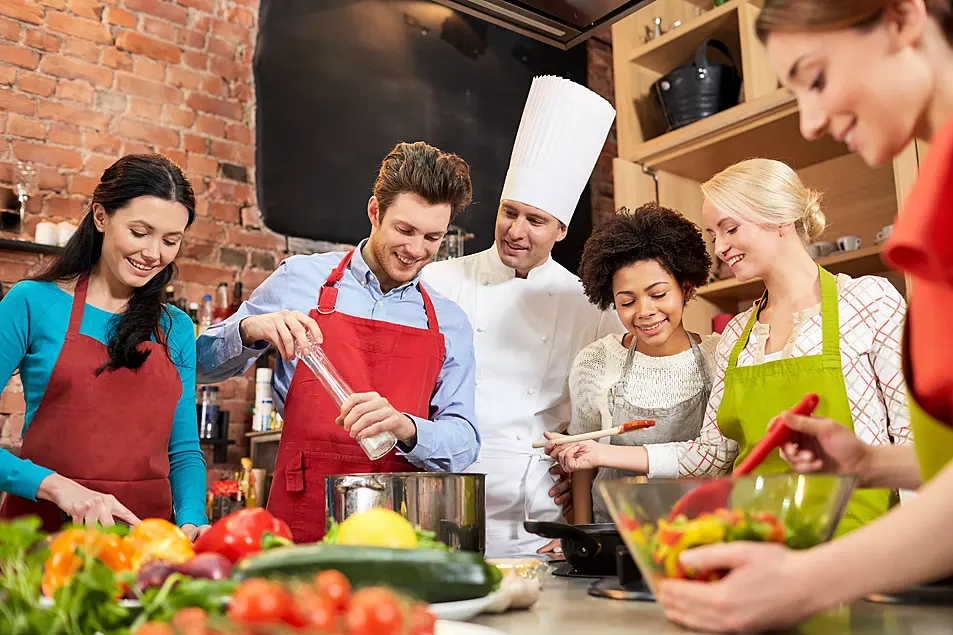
[716,266,893,536]
[902,318,953,482]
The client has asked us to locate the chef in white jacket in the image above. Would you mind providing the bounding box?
[422,75,621,557]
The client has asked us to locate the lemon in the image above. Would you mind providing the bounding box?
[336,508,419,549]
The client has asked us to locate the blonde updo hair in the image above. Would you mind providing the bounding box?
[700,158,826,244]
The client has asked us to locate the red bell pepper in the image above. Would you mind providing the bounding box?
[194,508,293,563]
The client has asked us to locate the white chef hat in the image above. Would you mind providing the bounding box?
[500,75,616,227]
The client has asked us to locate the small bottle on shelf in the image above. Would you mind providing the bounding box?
[189,302,200,338]
[239,457,257,508]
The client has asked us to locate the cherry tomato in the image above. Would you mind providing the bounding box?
[346,587,406,635]
[172,607,208,629]
[134,623,175,635]
[410,603,437,635]
[293,584,338,630]
[315,570,352,613]
[229,579,295,624]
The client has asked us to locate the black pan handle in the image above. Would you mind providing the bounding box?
[523,520,602,559]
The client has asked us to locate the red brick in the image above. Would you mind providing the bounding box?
[101,47,132,70]
[12,140,83,169]
[24,29,62,52]
[228,5,255,27]
[71,173,100,196]
[164,106,195,127]
[207,36,236,59]
[211,18,250,44]
[228,227,283,251]
[210,139,253,165]
[190,178,205,195]
[160,148,185,167]
[186,93,241,120]
[130,98,162,119]
[122,141,153,155]
[103,6,136,27]
[201,74,226,97]
[37,0,66,8]
[48,123,82,146]
[40,54,113,87]
[45,194,87,218]
[209,55,244,81]
[86,131,121,153]
[182,50,206,70]
[84,153,117,175]
[17,71,56,96]
[0,388,26,414]
[192,14,210,32]
[47,10,113,43]
[54,79,95,104]
[230,83,253,103]
[0,18,22,42]
[116,72,182,103]
[193,198,208,216]
[133,57,167,82]
[94,89,126,112]
[114,116,180,147]
[175,27,205,49]
[62,37,101,63]
[241,268,271,291]
[0,66,15,86]
[0,259,33,284]
[225,122,253,145]
[35,165,68,190]
[38,100,110,129]
[176,0,214,13]
[7,114,46,140]
[0,43,40,69]
[187,152,218,177]
[116,31,181,64]
[176,261,236,285]
[0,0,45,25]
[167,66,200,89]
[188,218,225,242]
[141,16,175,41]
[209,201,239,223]
[0,88,36,116]
[183,133,205,153]
[209,179,252,202]
[181,240,216,259]
[195,114,225,137]
[125,0,187,25]
[69,0,104,19]
[233,0,259,8]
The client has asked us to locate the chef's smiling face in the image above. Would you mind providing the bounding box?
[702,198,782,284]
[766,4,932,167]
[367,191,450,288]
[94,196,189,289]
[613,260,688,353]
[495,200,567,277]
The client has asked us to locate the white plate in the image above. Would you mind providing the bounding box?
[429,589,506,622]
[436,620,506,635]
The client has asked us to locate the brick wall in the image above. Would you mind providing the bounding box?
[587,34,617,227]
[0,0,270,477]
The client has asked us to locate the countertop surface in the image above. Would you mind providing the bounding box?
[474,575,953,634]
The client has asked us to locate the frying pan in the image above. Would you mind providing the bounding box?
[523,520,623,577]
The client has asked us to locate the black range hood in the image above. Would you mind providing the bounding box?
[431,0,659,49]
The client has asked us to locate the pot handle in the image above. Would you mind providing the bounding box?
[332,474,387,493]
[523,520,601,559]
[694,39,737,71]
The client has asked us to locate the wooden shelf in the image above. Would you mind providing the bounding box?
[0,238,63,255]
[628,89,848,182]
[628,0,742,73]
[698,245,889,305]
[246,429,282,440]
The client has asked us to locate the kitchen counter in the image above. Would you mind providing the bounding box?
[475,576,953,634]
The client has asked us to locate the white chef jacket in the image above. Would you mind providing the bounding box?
[422,246,623,556]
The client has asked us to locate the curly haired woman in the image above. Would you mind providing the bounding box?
[544,202,718,524]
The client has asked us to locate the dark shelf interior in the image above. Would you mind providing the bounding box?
[0,237,63,255]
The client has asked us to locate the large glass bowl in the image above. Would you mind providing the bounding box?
[599,473,858,593]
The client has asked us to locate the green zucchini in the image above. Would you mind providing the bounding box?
[232,544,502,604]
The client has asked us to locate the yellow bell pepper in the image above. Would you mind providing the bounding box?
[124,519,194,570]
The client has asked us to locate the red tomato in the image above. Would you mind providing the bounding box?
[410,604,437,635]
[346,587,406,635]
[293,584,338,630]
[315,570,352,613]
[228,579,295,625]
[134,623,174,635]
[171,607,208,629]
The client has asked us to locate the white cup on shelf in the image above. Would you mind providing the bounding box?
[837,235,862,252]
[34,221,58,246]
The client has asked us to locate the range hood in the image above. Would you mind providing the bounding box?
[431,0,659,49]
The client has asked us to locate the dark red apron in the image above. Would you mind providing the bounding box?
[0,277,181,531]
[266,250,445,543]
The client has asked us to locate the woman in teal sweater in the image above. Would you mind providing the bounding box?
[0,154,208,539]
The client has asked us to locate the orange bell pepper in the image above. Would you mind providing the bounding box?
[124,518,194,570]
[42,528,134,597]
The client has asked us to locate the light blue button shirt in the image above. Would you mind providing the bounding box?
[195,241,480,472]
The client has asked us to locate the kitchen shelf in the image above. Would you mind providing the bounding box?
[0,238,63,255]
[200,438,236,464]
[698,245,889,306]
[628,0,742,73]
[628,89,848,182]
[246,430,282,441]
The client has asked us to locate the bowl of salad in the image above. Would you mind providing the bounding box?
[598,473,857,593]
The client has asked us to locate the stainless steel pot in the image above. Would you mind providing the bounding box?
[325,472,486,552]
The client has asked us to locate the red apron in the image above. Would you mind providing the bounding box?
[266,250,445,543]
[0,277,182,531]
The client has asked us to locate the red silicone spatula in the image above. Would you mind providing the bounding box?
[667,393,820,521]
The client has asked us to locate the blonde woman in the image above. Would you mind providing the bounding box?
[654,158,910,537]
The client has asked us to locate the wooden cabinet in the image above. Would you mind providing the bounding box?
[610,0,922,335]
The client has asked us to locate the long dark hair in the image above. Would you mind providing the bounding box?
[34,154,196,372]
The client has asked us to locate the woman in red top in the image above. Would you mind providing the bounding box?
[656,0,953,631]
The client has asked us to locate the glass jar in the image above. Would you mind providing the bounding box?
[198,386,221,439]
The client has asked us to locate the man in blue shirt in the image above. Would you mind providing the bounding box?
[196,142,480,541]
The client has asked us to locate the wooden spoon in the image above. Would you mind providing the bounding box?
[532,419,656,449]
[667,393,820,521]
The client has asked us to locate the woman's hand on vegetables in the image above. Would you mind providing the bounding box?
[181,524,213,542]
[776,412,873,485]
[546,438,603,472]
[37,473,141,527]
